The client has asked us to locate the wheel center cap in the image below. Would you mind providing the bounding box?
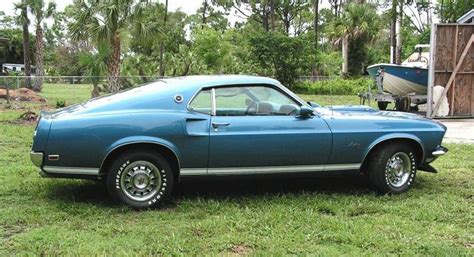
[133,173,149,189]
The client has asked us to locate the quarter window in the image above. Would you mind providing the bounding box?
[189,89,212,114]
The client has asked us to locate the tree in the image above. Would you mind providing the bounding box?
[79,43,108,98]
[69,0,142,93]
[130,2,187,77]
[437,0,474,23]
[192,27,233,73]
[249,32,309,87]
[159,0,168,77]
[0,28,32,66]
[14,0,32,88]
[29,0,55,91]
[275,0,310,35]
[327,3,380,77]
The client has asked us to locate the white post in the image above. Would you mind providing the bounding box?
[427,23,437,118]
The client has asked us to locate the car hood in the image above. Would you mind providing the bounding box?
[315,105,434,122]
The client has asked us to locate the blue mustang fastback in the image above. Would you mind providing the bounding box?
[30,75,447,208]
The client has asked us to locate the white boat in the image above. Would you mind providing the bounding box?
[367,45,429,95]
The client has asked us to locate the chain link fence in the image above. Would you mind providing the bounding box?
[0,75,348,108]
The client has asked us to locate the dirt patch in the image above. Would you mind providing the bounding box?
[1,224,27,241]
[0,87,46,103]
[227,244,252,256]
[0,111,39,125]
[19,111,39,122]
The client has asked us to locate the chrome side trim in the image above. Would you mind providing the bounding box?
[211,88,216,116]
[180,163,360,176]
[208,165,325,175]
[43,166,100,175]
[324,163,361,171]
[180,168,207,175]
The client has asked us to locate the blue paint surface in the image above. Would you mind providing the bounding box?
[32,75,446,175]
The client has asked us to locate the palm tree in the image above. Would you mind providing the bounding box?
[79,43,109,98]
[14,0,32,88]
[69,0,141,93]
[29,0,55,91]
[327,3,380,77]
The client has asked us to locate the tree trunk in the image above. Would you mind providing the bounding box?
[91,83,100,98]
[34,22,44,92]
[107,33,121,93]
[20,4,31,88]
[395,0,403,64]
[270,0,275,31]
[312,0,319,76]
[159,0,168,77]
[341,34,349,77]
[201,0,208,28]
[390,0,397,64]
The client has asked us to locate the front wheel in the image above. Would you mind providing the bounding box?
[367,143,417,194]
[106,151,174,209]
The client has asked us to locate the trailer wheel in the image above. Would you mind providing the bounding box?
[395,97,411,112]
[377,101,389,110]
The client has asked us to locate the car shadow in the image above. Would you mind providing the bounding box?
[174,172,372,199]
[45,172,373,208]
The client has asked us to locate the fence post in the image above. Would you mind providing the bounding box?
[73,76,76,104]
[16,76,19,99]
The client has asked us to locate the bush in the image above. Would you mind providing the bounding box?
[56,100,66,108]
[293,77,374,95]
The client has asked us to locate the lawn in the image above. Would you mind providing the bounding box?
[0,84,472,255]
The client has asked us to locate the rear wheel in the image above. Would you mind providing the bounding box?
[106,151,173,209]
[367,143,417,194]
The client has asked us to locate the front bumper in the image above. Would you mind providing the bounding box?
[30,151,44,167]
[423,145,448,165]
[432,145,448,157]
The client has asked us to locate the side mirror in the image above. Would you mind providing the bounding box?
[297,106,314,118]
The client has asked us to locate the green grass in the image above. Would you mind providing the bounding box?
[39,83,93,106]
[0,85,473,255]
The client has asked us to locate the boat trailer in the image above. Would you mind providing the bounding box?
[359,70,427,112]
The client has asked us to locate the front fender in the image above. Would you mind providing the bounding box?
[362,133,425,164]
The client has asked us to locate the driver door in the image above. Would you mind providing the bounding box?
[208,84,332,172]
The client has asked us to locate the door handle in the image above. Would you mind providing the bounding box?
[211,122,230,129]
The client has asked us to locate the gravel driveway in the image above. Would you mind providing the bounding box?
[438,119,474,144]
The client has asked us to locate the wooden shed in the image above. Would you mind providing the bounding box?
[427,13,474,118]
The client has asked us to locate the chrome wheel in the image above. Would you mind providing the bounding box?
[385,152,412,187]
[120,160,162,201]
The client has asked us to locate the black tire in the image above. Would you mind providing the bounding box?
[377,101,389,110]
[106,151,174,209]
[367,143,417,194]
[395,97,411,112]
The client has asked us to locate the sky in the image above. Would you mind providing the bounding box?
[0,0,204,16]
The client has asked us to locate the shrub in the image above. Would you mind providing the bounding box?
[293,77,374,95]
[56,100,66,108]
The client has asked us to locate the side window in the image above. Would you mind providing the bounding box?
[215,85,300,116]
[189,89,212,115]
[215,87,251,116]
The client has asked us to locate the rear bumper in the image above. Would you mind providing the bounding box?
[30,151,44,167]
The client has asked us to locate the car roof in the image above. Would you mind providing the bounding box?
[158,75,282,92]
